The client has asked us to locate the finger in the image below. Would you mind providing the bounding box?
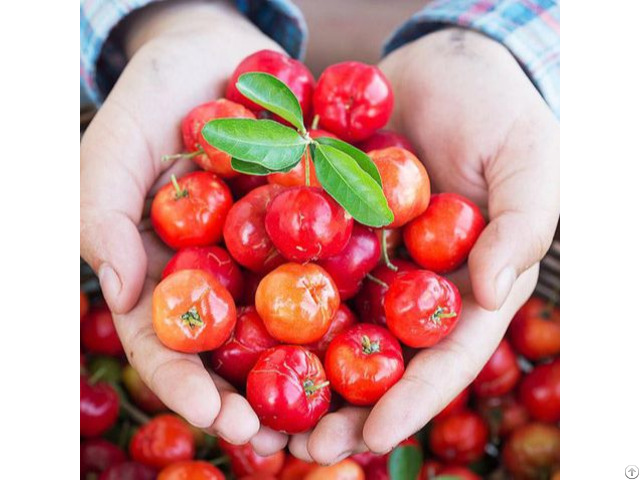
[306,407,371,465]
[203,373,260,444]
[288,432,314,463]
[362,265,539,454]
[469,110,559,310]
[113,280,221,428]
[250,427,289,457]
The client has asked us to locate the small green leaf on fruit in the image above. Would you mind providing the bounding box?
[230,158,296,176]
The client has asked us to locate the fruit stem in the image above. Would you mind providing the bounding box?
[381,230,398,271]
[366,273,388,288]
[119,392,151,425]
[362,335,381,355]
[211,455,230,467]
[171,174,189,199]
[304,380,330,395]
[181,306,204,328]
[88,366,107,385]
[304,150,311,187]
[162,148,204,162]
[311,114,320,130]
[430,306,457,325]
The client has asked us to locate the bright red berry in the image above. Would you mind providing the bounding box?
[305,303,358,361]
[473,340,521,398]
[158,461,225,480]
[129,414,195,469]
[81,304,124,356]
[218,439,285,478]
[80,376,120,437]
[509,296,560,361]
[519,359,560,423]
[429,411,489,464]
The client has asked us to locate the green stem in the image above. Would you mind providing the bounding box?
[119,394,151,425]
[88,367,106,385]
[361,335,381,355]
[311,114,320,130]
[366,273,388,288]
[162,148,204,162]
[171,174,188,199]
[304,380,330,395]
[211,456,230,467]
[381,230,397,271]
[304,151,311,187]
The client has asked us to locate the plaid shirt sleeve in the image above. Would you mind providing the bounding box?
[384,0,559,117]
[80,0,307,104]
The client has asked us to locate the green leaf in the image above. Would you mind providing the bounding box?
[313,144,393,227]
[315,136,382,187]
[201,118,307,170]
[388,445,423,480]
[237,72,305,132]
[230,158,295,176]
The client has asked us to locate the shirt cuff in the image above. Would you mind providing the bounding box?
[383,0,559,118]
[80,0,308,105]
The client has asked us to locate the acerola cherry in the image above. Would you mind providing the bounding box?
[324,324,404,405]
[247,346,330,434]
[182,99,256,178]
[369,147,430,228]
[476,394,529,439]
[265,187,353,262]
[152,269,236,353]
[80,376,120,437]
[519,359,560,423]
[313,61,393,142]
[404,193,486,273]
[151,171,233,249]
[210,306,280,387]
[305,459,365,480]
[354,259,419,326]
[356,129,416,154]
[218,439,285,478]
[81,439,126,478]
[226,49,315,123]
[158,461,225,480]
[434,387,470,421]
[384,270,462,348]
[508,296,560,361]
[503,423,560,480]
[122,365,166,413]
[227,173,268,199]
[99,462,157,480]
[267,129,338,188]
[429,411,489,464]
[81,304,124,356]
[129,414,195,469]
[223,184,285,272]
[473,340,521,398]
[317,224,380,300]
[255,263,339,344]
[162,245,244,302]
[279,456,316,480]
[305,303,358,361]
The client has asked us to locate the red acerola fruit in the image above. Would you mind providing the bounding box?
[473,340,521,398]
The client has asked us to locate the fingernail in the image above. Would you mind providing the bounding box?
[495,267,516,309]
[334,451,352,463]
[98,263,121,309]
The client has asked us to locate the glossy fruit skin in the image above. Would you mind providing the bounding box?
[99,461,157,480]
[509,297,560,361]
[304,459,365,480]
[158,461,225,480]
[356,129,416,154]
[122,365,166,413]
[305,303,357,361]
[434,387,470,421]
[404,193,486,273]
[429,411,489,464]
[162,245,244,302]
[477,394,529,439]
[267,129,338,188]
[81,304,124,356]
[223,184,286,272]
[473,340,521,398]
[218,439,285,477]
[354,259,419,326]
[255,263,339,344]
[247,346,331,434]
[369,147,430,228]
[182,99,256,178]
[152,269,236,353]
[210,306,280,387]
[81,439,127,478]
[313,62,393,142]
[151,171,233,249]
[519,359,560,423]
[324,324,404,405]
[318,224,381,300]
[265,187,354,262]
[226,49,315,123]
[279,456,316,480]
[129,414,195,469]
[80,377,120,437]
[503,423,560,480]
[228,173,269,199]
[384,270,462,348]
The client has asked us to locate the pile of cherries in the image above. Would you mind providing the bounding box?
[81,49,560,479]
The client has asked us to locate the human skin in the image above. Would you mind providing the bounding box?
[80,0,288,451]
[287,28,558,464]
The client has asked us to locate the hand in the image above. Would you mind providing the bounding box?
[286,28,559,462]
[80,0,287,449]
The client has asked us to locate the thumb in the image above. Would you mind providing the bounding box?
[469,111,559,311]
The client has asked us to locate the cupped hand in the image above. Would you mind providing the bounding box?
[80,0,288,447]
[287,27,559,462]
